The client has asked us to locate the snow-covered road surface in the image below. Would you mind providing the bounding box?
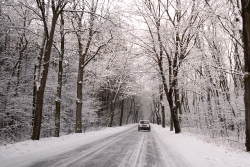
[1,124,250,167]
[28,125,189,167]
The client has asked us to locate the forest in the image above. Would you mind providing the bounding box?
[0,0,250,151]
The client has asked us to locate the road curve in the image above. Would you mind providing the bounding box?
[30,125,189,167]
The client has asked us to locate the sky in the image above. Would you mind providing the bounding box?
[1,124,250,167]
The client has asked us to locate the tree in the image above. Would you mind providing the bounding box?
[107,74,125,127]
[133,0,202,133]
[70,0,114,133]
[160,84,165,128]
[181,0,245,142]
[32,0,68,140]
[119,98,124,126]
[104,50,137,127]
[134,0,181,132]
[0,0,36,142]
[241,0,250,152]
[54,12,65,137]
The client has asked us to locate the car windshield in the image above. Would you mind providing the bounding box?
[140,121,149,124]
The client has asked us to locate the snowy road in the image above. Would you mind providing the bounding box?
[1,124,250,167]
[29,125,189,167]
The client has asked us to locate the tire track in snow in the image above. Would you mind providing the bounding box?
[30,125,190,167]
[30,125,136,167]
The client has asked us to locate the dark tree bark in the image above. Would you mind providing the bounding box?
[132,104,140,123]
[107,77,122,127]
[241,0,250,152]
[15,19,28,96]
[108,92,115,127]
[136,108,139,123]
[32,35,45,127]
[126,98,134,124]
[72,0,113,132]
[160,85,165,128]
[54,12,64,137]
[119,99,124,126]
[73,2,94,133]
[142,0,182,133]
[32,0,67,140]
[160,61,181,133]
[170,116,174,131]
[153,100,160,125]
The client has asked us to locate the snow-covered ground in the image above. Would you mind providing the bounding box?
[0,124,250,167]
[153,125,250,167]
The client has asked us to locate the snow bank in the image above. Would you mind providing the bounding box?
[0,124,135,167]
[152,124,250,167]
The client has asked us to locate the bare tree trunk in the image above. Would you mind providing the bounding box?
[207,90,214,128]
[153,101,160,125]
[160,62,181,133]
[166,89,181,133]
[170,116,174,131]
[142,0,182,133]
[241,0,250,152]
[119,99,124,126]
[73,1,112,131]
[32,0,67,140]
[32,17,57,140]
[136,107,139,123]
[75,40,84,133]
[160,85,165,128]
[132,104,140,123]
[54,12,64,137]
[32,36,45,126]
[132,103,138,123]
[126,98,134,124]
[107,76,122,127]
[135,107,139,123]
[74,4,95,133]
[151,104,155,124]
[108,92,115,127]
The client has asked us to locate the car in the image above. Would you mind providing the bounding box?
[138,120,151,131]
